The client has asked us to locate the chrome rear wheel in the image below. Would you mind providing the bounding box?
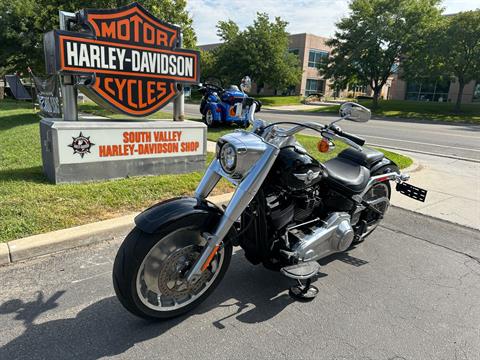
[204,109,214,127]
[354,182,390,243]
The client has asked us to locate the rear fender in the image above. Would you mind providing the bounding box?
[369,159,399,199]
[206,103,222,121]
[135,197,223,234]
[370,157,399,176]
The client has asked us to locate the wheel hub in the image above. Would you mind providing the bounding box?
[157,246,211,298]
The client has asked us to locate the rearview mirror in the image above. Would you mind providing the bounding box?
[240,76,252,93]
[339,102,371,122]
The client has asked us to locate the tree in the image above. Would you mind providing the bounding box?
[0,0,196,75]
[443,11,480,112]
[404,10,480,112]
[205,13,302,93]
[319,0,442,108]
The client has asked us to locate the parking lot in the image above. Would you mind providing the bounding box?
[1,207,479,360]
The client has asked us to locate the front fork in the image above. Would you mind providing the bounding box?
[185,146,279,282]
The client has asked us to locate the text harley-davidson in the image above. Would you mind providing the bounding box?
[113,85,427,319]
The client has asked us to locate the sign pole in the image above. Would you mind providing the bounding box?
[173,32,185,121]
[59,11,78,121]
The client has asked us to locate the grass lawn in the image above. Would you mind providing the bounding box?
[185,93,304,107]
[0,100,231,243]
[0,100,411,242]
[308,99,480,123]
[205,127,412,169]
[255,95,303,107]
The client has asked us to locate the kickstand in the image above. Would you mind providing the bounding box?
[288,278,319,302]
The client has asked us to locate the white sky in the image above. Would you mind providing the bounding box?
[187,0,480,45]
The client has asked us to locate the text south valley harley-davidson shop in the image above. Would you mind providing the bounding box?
[98,131,199,157]
[58,128,204,165]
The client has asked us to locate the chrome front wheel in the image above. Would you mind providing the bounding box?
[113,225,232,319]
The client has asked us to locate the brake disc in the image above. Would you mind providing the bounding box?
[157,245,212,298]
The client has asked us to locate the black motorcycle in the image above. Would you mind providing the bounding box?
[113,82,426,319]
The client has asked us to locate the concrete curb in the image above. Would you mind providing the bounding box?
[1,193,234,266]
[0,243,10,266]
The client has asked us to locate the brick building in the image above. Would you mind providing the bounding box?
[200,33,479,103]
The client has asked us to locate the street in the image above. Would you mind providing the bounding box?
[1,207,479,360]
[164,103,480,162]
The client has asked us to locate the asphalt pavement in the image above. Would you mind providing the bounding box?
[163,103,480,162]
[1,207,479,360]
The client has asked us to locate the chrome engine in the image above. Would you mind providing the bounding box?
[289,212,354,262]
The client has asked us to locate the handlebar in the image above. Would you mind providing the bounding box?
[245,97,262,125]
[332,128,365,146]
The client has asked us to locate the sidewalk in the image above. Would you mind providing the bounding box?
[391,151,480,230]
[211,141,478,229]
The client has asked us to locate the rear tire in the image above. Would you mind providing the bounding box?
[113,224,232,320]
[352,182,391,244]
[203,109,216,127]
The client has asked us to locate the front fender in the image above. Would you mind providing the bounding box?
[135,197,223,234]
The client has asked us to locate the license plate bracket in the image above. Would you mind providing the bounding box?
[395,182,427,202]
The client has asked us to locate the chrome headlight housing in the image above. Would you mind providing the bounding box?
[219,143,237,173]
[216,132,269,179]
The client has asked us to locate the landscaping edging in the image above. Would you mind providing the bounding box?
[0,192,233,266]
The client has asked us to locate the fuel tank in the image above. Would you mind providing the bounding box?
[267,146,323,191]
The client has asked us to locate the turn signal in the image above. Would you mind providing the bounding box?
[317,138,330,153]
[229,107,236,116]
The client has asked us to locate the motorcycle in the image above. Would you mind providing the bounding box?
[198,77,259,128]
[113,78,427,319]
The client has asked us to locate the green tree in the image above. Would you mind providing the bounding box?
[0,0,196,75]
[442,11,480,112]
[320,0,442,108]
[404,10,480,112]
[206,13,302,93]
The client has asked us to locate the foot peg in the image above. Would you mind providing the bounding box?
[281,261,320,280]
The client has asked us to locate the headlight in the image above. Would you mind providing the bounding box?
[219,143,237,173]
[216,132,269,179]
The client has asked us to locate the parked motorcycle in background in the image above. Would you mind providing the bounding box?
[198,77,260,128]
[113,77,427,319]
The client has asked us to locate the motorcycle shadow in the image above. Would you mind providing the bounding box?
[0,249,366,359]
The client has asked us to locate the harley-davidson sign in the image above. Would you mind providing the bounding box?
[44,2,200,116]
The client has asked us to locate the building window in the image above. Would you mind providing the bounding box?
[308,50,328,68]
[473,82,480,102]
[305,79,325,96]
[289,48,299,56]
[348,84,367,95]
[405,78,450,102]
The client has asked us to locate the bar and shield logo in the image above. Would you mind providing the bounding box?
[44,2,200,116]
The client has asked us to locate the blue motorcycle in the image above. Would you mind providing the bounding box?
[198,77,260,128]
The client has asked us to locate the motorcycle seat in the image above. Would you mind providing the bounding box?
[323,157,370,194]
[338,147,384,168]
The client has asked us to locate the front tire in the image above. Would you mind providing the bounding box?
[113,224,232,320]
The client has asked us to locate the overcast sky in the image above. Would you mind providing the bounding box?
[187,0,479,45]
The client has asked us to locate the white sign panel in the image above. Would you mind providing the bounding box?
[57,126,204,164]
